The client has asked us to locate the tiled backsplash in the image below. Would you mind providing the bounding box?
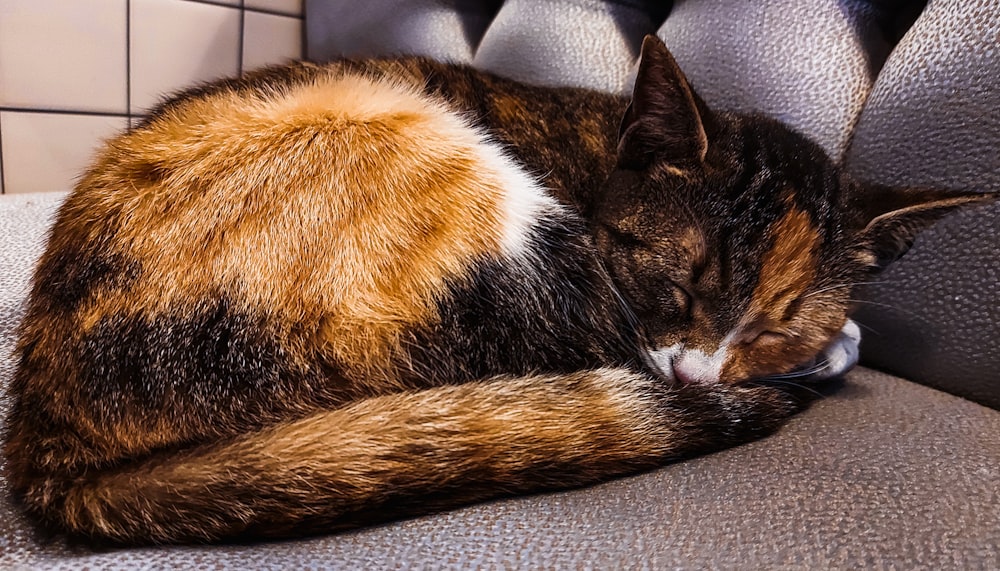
[0,0,303,194]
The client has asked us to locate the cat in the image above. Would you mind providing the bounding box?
[3,35,991,544]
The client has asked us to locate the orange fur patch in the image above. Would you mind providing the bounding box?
[68,72,517,386]
[747,206,820,321]
[722,206,822,382]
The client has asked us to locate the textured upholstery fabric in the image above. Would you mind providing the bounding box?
[305,0,503,63]
[654,0,890,158]
[844,0,1000,407]
[472,0,663,92]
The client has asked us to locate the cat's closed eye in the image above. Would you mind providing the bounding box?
[669,282,693,317]
[780,294,804,322]
[740,327,794,348]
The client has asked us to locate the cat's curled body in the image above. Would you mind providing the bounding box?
[4,37,990,544]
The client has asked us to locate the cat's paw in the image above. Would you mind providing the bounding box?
[797,319,861,382]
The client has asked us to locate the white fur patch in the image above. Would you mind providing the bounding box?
[672,343,729,384]
[472,140,564,260]
[649,321,862,384]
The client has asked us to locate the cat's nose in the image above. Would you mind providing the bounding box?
[671,353,722,384]
[672,364,697,384]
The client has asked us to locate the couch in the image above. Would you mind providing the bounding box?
[2,0,998,568]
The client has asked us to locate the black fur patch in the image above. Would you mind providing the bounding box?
[400,215,653,385]
[75,299,322,433]
[32,247,138,315]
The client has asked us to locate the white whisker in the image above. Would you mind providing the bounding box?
[850,318,881,336]
[767,359,830,380]
[753,379,826,399]
[805,281,889,299]
[846,298,924,320]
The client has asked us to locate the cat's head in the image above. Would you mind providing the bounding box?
[592,35,995,385]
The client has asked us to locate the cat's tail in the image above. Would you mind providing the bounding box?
[35,369,796,544]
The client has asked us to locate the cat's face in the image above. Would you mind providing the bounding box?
[594,119,863,384]
[593,36,992,385]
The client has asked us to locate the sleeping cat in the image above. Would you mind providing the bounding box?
[3,36,991,544]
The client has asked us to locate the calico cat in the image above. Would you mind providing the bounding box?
[3,36,991,544]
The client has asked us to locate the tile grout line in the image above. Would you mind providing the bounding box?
[182,0,301,18]
[238,0,246,76]
[243,6,300,18]
[0,111,5,194]
[0,107,130,118]
[127,0,132,130]
[300,9,307,61]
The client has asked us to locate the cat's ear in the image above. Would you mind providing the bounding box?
[617,35,713,170]
[854,185,996,271]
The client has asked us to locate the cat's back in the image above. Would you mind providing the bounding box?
[22,66,558,408]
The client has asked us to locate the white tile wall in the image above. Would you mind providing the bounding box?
[0,0,304,194]
[0,0,128,114]
[1,112,127,194]
[244,11,304,71]
[131,0,241,112]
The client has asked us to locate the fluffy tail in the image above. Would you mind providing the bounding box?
[29,369,797,544]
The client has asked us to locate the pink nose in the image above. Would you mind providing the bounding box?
[672,363,698,384]
[671,353,721,384]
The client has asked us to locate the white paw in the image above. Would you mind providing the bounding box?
[803,319,862,381]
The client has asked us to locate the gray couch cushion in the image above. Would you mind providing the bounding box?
[472,0,662,92]
[305,0,503,63]
[2,194,998,570]
[655,0,890,159]
[844,0,1000,408]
